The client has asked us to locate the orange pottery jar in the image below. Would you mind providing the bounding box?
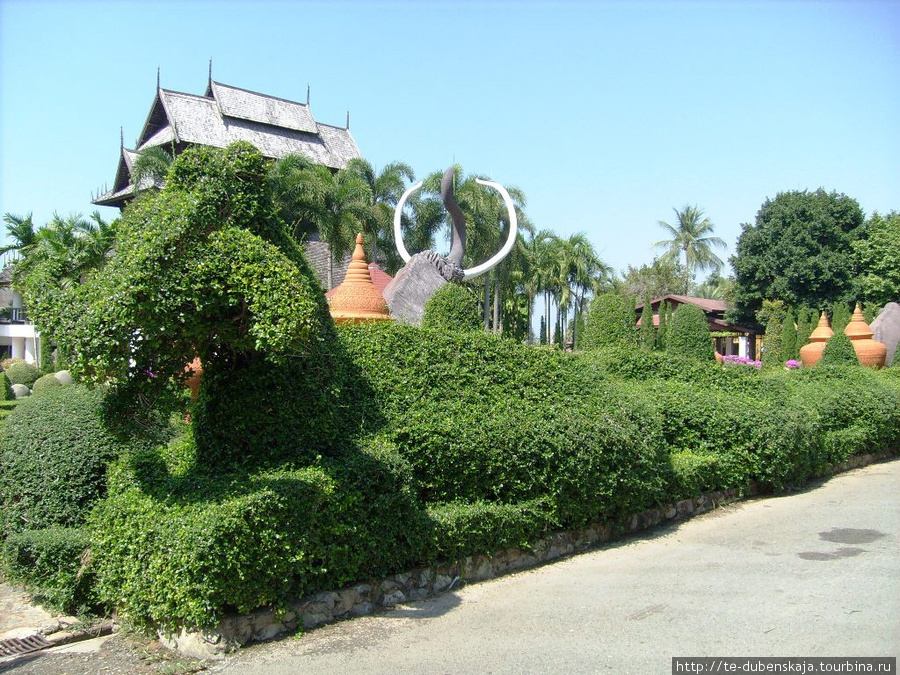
[799,312,833,368]
[844,305,887,368]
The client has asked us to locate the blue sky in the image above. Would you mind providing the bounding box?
[1,0,898,279]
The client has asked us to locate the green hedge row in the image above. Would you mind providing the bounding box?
[1,527,96,614]
[32,323,900,633]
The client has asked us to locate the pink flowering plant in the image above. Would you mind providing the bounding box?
[785,360,801,369]
[722,355,762,368]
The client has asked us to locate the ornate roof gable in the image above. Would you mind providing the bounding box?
[94,78,361,208]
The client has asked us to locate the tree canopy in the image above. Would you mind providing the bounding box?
[22,142,333,421]
[853,211,900,309]
[653,205,726,294]
[729,189,865,325]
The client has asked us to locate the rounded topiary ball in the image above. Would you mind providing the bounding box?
[32,373,63,394]
[5,361,41,388]
[54,370,74,385]
[0,385,154,535]
[421,282,482,332]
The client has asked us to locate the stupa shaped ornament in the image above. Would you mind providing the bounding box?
[844,305,887,368]
[328,234,393,323]
[799,311,833,367]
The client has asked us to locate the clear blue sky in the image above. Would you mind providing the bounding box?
[1,0,898,279]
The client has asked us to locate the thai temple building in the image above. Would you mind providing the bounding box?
[92,70,363,290]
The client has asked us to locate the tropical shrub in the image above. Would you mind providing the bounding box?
[667,304,715,360]
[421,282,482,332]
[581,293,637,350]
[0,385,167,536]
[0,370,12,400]
[820,331,858,366]
[5,361,41,387]
[32,373,63,394]
[2,527,96,614]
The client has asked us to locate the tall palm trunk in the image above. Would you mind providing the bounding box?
[483,276,491,331]
[493,278,501,334]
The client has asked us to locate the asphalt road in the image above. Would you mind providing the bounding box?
[211,460,900,675]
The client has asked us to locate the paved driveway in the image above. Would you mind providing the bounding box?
[211,460,900,675]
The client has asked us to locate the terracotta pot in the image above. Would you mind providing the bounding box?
[845,305,887,369]
[799,312,832,367]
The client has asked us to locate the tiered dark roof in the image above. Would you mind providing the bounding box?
[94,79,361,208]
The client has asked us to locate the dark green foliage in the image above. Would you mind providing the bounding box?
[539,316,547,345]
[83,317,900,634]
[5,361,41,387]
[656,300,669,350]
[763,318,784,369]
[781,310,797,362]
[639,297,654,350]
[0,385,165,536]
[421,282,482,332]
[581,293,637,350]
[820,331,858,366]
[2,527,96,614]
[830,302,851,334]
[0,400,17,423]
[191,340,365,469]
[730,189,865,325]
[796,307,817,353]
[669,451,725,499]
[853,211,900,309]
[91,434,430,632]
[31,373,62,394]
[40,343,55,373]
[667,304,714,361]
[22,143,331,431]
[0,371,12,400]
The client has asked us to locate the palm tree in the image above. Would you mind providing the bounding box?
[269,155,373,287]
[131,146,174,191]
[653,205,726,294]
[342,158,415,266]
[1,212,37,260]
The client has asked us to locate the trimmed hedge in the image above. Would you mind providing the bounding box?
[5,361,41,388]
[421,282,482,332]
[668,303,715,361]
[2,527,96,614]
[0,370,12,400]
[0,385,166,536]
[32,373,63,394]
[85,321,900,635]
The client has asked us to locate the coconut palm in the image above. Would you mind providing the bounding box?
[1,213,37,260]
[653,205,726,294]
[131,146,174,191]
[342,158,415,266]
[269,155,372,287]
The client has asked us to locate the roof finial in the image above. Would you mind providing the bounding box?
[208,58,213,85]
[346,110,350,130]
[306,84,310,106]
[156,67,160,90]
[120,126,124,149]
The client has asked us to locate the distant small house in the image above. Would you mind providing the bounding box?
[636,294,762,359]
[0,261,41,365]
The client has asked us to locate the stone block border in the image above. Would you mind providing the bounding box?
[160,450,896,659]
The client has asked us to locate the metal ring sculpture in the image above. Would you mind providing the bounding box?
[393,169,518,281]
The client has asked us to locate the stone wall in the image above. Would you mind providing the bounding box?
[160,450,895,659]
